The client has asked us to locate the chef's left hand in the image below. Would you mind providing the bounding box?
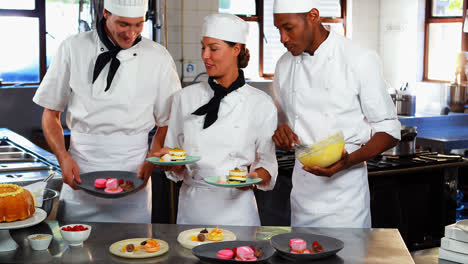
[302,149,350,177]
[136,160,154,191]
[237,170,270,191]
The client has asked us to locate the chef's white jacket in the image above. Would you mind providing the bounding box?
[33,30,181,223]
[165,82,278,226]
[273,31,401,227]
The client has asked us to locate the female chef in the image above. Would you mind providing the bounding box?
[155,13,278,226]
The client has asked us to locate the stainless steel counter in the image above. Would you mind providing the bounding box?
[3,221,416,263]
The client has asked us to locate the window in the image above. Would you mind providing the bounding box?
[0,1,45,84]
[220,0,346,79]
[424,0,465,82]
[0,0,155,86]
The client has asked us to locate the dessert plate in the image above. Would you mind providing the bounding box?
[74,171,145,199]
[177,228,236,249]
[203,176,262,187]
[192,240,274,264]
[146,155,201,166]
[455,220,468,232]
[270,233,344,261]
[109,238,169,259]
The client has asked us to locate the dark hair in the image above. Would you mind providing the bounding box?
[224,41,250,69]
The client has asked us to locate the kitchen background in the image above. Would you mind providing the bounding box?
[0,1,467,258]
[0,0,461,138]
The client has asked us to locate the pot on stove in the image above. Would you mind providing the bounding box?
[382,126,417,156]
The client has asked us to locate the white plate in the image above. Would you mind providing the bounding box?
[177,228,236,249]
[455,220,468,232]
[109,238,169,259]
[0,208,47,230]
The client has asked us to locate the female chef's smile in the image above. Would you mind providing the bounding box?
[201,36,240,84]
[104,10,145,49]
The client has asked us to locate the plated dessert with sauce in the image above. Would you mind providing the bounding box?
[74,171,144,199]
[146,147,201,166]
[270,232,344,261]
[203,168,262,188]
[192,240,274,263]
[109,238,169,259]
[177,226,237,249]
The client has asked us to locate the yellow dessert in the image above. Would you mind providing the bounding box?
[228,168,247,183]
[169,147,186,160]
[0,183,35,222]
[296,132,345,168]
[144,239,160,253]
[207,225,223,241]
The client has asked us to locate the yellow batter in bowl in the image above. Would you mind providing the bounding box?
[296,132,345,168]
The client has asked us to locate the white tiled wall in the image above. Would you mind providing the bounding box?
[162,0,218,82]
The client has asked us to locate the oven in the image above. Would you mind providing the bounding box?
[368,152,467,251]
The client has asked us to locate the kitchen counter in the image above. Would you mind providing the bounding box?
[399,114,468,153]
[4,221,415,263]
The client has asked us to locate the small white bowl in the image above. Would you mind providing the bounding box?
[59,224,91,246]
[27,234,52,250]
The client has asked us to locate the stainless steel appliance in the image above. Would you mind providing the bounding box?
[446,82,467,113]
[0,129,61,188]
[368,152,467,250]
[382,125,417,156]
[391,93,416,116]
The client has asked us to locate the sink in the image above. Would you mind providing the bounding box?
[0,152,36,162]
[0,162,51,173]
[0,146,22,152]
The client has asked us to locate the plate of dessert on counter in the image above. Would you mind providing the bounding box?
[177,225,237,249]
[192,240,274,263]
[204,168,262,188]
[74,171,144,199]
[270,233,344,261]
[146,147,201,166]
[109,238,169,259]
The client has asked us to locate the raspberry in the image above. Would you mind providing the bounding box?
[119,179,124,185]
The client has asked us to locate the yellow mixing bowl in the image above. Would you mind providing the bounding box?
[296,132,345,168]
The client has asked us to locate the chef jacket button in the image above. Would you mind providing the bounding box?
[133,53,137,56]
[295,115,299,119]
[100,48,104,51]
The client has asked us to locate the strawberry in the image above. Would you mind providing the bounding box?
[313,241,319,247]
[119,179,124,185]
[232,247,237,256]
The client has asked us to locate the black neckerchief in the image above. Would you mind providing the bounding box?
[192,70,246,129]
[93,18,142,92]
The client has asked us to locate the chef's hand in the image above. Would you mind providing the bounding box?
[150,148,185,173]
[58,154,81,190]
[236,169,270,191]
[273,124,300,151]
[302,149,350,177]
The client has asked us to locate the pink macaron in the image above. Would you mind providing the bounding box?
[235,246,257,261]
[94,178,107,188]
[216,249,234,259]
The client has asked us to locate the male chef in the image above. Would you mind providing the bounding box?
[271,0,401,227]
[33,0,181,223]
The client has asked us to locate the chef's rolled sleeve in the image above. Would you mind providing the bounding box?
[153,54,182,127]
[357,51,401,140]
[250,100,279,191]
[33,39,71,111]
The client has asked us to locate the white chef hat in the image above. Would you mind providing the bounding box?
[201,13,249,44]
[104,0,148,18]
[274,0,319,14]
